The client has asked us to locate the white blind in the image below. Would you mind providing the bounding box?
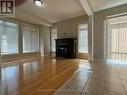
[51,28,57,52]
[107,15,127,62]
[78,24,88,53]
[22,23,39,53]
[0,20,18,55]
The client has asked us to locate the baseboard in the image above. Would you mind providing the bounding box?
[93,58,107,63]
[2,55,41,63]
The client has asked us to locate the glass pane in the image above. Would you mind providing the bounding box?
[0,20,18,55]
[22,24,39,53]
[78,24,88,53]
[107,15,127,62]
[51,28,57,52]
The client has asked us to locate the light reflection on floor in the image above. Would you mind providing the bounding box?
[2,57,127,95]
[107,59,127,65]
[54,59,127,95]
[1,57,90,95]
[79,60,91,70]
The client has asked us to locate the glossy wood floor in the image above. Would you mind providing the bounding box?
[0,57,87,95]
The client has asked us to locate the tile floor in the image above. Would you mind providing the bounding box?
[53,60,127,95]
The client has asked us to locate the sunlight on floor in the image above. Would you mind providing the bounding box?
[107,59,127,65]
[79,59,91,70]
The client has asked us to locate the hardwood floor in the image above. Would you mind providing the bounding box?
[0,57,88,95]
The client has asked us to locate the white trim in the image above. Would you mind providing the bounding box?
[104,19,107,60]
[78,0,93,16]
[93,58,107,63]
[106,12,127,19]
[91,15,94,62]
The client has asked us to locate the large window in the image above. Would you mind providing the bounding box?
[0,20,18,55]
[106,15,127,62]
[22,23,39,53]
[78,24,88,53]
[51,28,57,52]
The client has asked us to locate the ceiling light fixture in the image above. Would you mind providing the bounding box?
[34,0,43,6]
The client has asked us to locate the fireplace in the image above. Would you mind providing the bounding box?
[57,45,69,57]
[56,38,77,58]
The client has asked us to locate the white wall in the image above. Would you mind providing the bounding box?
[40,25,51,56]
[53,16,88,39]
[88,16,93,62]
[40,26,44,56]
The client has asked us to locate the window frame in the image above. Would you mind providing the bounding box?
[78,23,88,53]
[0,19,19,55]
[21,23,40,53]
[105,14,127,62]
[51,28,57,52]
[0,19,40,61]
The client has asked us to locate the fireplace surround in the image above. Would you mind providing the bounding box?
[55,38,77,58]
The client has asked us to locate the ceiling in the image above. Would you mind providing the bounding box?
[15,0,127,25]
[88,0,127,12]
[16,0,86,25]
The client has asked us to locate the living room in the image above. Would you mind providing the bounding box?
[0,0,127,95]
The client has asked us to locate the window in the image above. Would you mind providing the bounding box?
[78,24,88,53]
[22,23,39,53]
[51,28,57,52]
[0,20,18,55]
[106,15,127,62]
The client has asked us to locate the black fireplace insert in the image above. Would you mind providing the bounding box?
[55,38,77,58]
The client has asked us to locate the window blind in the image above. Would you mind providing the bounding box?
[107,15,127,62]
[78,24,88,53]
[22,23,39,53]
[0,20,18,55]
